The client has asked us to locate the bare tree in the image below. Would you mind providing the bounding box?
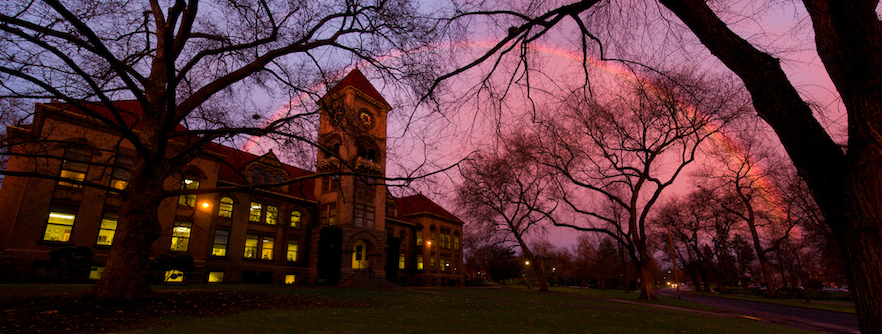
[0,0,439,299]
[538,71,743,300]
[455,131,557,292]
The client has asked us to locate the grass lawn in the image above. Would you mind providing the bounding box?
[119,286,813,333]
[689,291,857,314]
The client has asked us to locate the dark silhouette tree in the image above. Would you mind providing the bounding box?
[0,0,439,299]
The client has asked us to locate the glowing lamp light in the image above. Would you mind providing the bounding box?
[525,261,530,265]
[201,202,211,209]
[427,241,432,247]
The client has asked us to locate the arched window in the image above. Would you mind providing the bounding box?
[356,138,379,162]
[218,196,234,218]
[264,171,273,184]
[252,168,262,184]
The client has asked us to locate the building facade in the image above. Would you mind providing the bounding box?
[0,69,464,286]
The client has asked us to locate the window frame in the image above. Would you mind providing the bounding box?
[211,229,230,257]
[95,212,118,246]
[169,221,192,251]
[43,206,77,243]
[218,196,234,218]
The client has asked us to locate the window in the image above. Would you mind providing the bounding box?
[244,234,274,260]
[170,221,192,251]
[441,230,451,249]
[264,171,273,184]
[430,254,435,270]
[275,174,284,189]
[352,240,368,269]
[165,270,184,283]
[218,197,234,218]
[261,236,274,260]
[110,155,133,190]
[249,202,262,222]
[322,175,340,194]
[96,212,118,246]
[244,234,259,259]
[417,254,424,270]
[58,146,90,188]
[416,231,423,246]
[178,179,199,207]
[399,253,405,270]
[354,204,375,228]
[285,274,297,284]
[320,202,336,225]
[208,272,224,283]
[266,205,278,225]
[89,266,104,280]
[454,234,460,251]
[43,207,76,242]
[252,168,262,184]
[290,210,301,228]
[440,258,447,272]
[212,230,230,257]
[287,241,298,262]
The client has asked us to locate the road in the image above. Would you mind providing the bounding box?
[656,288,859,333]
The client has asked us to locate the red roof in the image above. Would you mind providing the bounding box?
[396,194,462,223]
[42,100,189,132]
[324,68,391,109]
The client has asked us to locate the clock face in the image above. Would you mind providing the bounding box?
[359,110,374,127]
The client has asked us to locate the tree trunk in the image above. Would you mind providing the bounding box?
[88,163,165,299]
[637,261,658,300]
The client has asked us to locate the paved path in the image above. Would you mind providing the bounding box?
[656,288,859,334]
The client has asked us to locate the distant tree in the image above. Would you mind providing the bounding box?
[0,0,439,299]
[732,234,756,288]
[469,244,521,282]
[456,131,557,292]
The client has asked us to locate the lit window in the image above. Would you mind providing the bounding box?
[440,258,446,272]
[89,266,104,280]
[430,254,435,270]
[454,234,460,251]
[96,213,118,246]
[170,221,192,251]
[266,205,278,225]
[57,146,90,188]
[244,234,258,259]
[212,230,229,257]
[261,236,274,260]
[178,179,199,207]
[249,202,262,222]
[43,208,76,242]
[285,274,296,284]
[110,155,133,191]
[290,210,301,228]
[416,231,423,246]
[208,271,224,283]
[165,270,184,283]
[287,241,298,262]
[417,254,424,270]
[218,197,234,218]
[399,253,405,270]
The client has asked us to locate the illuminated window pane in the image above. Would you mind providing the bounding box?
[285,274,296,284]
[43,210,76,242]
[266,205,278,225]
[212,230,229,257]
[57,146,89,188]
[454,235,460,251]
[290,210,301,228]
[416,231,423,245]
[208,271,224,283]
[430,254,435,270]
[218,197,234,218]
[249,202,262,222]
[89,266,104,280]
[399,253,405,270]
[261,236,274,260]
[244,234,258,259]
[110,155,133,191]
[287,241,298,262]
[417,254,423,270]
[96,214,118,246]
[320,203,336,225]
[170,221,191,251]
[165,270,184,283]
[178,179,199,207]
[440,258,446,272]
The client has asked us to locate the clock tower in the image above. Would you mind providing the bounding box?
[314,69,391,284]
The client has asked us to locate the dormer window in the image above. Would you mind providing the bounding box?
[252,168,262,184]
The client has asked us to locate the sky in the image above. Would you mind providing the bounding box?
[243,0,847,254]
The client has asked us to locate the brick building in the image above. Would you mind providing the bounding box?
[0,69,464,286]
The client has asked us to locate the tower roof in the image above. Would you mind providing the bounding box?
[324,68,391,109]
